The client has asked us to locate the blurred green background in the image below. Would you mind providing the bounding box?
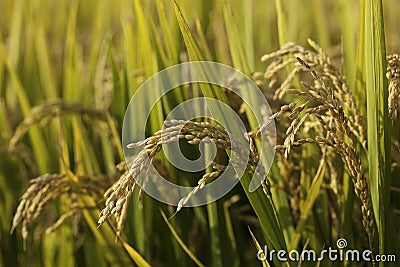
[0,0,399,266]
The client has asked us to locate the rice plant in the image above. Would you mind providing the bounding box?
[1,0,399,266]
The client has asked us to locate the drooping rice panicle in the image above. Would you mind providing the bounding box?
[98,120,271,233]
[387,54,400,119]
[262,40,367,150]
[261,43,375,243]
[175,163,226,214]
[11,172,113,241]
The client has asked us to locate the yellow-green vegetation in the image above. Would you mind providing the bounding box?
[1,0,399,266]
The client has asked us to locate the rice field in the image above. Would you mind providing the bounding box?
[0,0,399,266]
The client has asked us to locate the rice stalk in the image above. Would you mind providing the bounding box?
[176,4,288,259]
[363,0,391,256]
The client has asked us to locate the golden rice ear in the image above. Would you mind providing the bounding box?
[387,54,400,119]
[98,120,252,233]
[261,42,367,150]
[261,43,375,242]
[11,173,109,242]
